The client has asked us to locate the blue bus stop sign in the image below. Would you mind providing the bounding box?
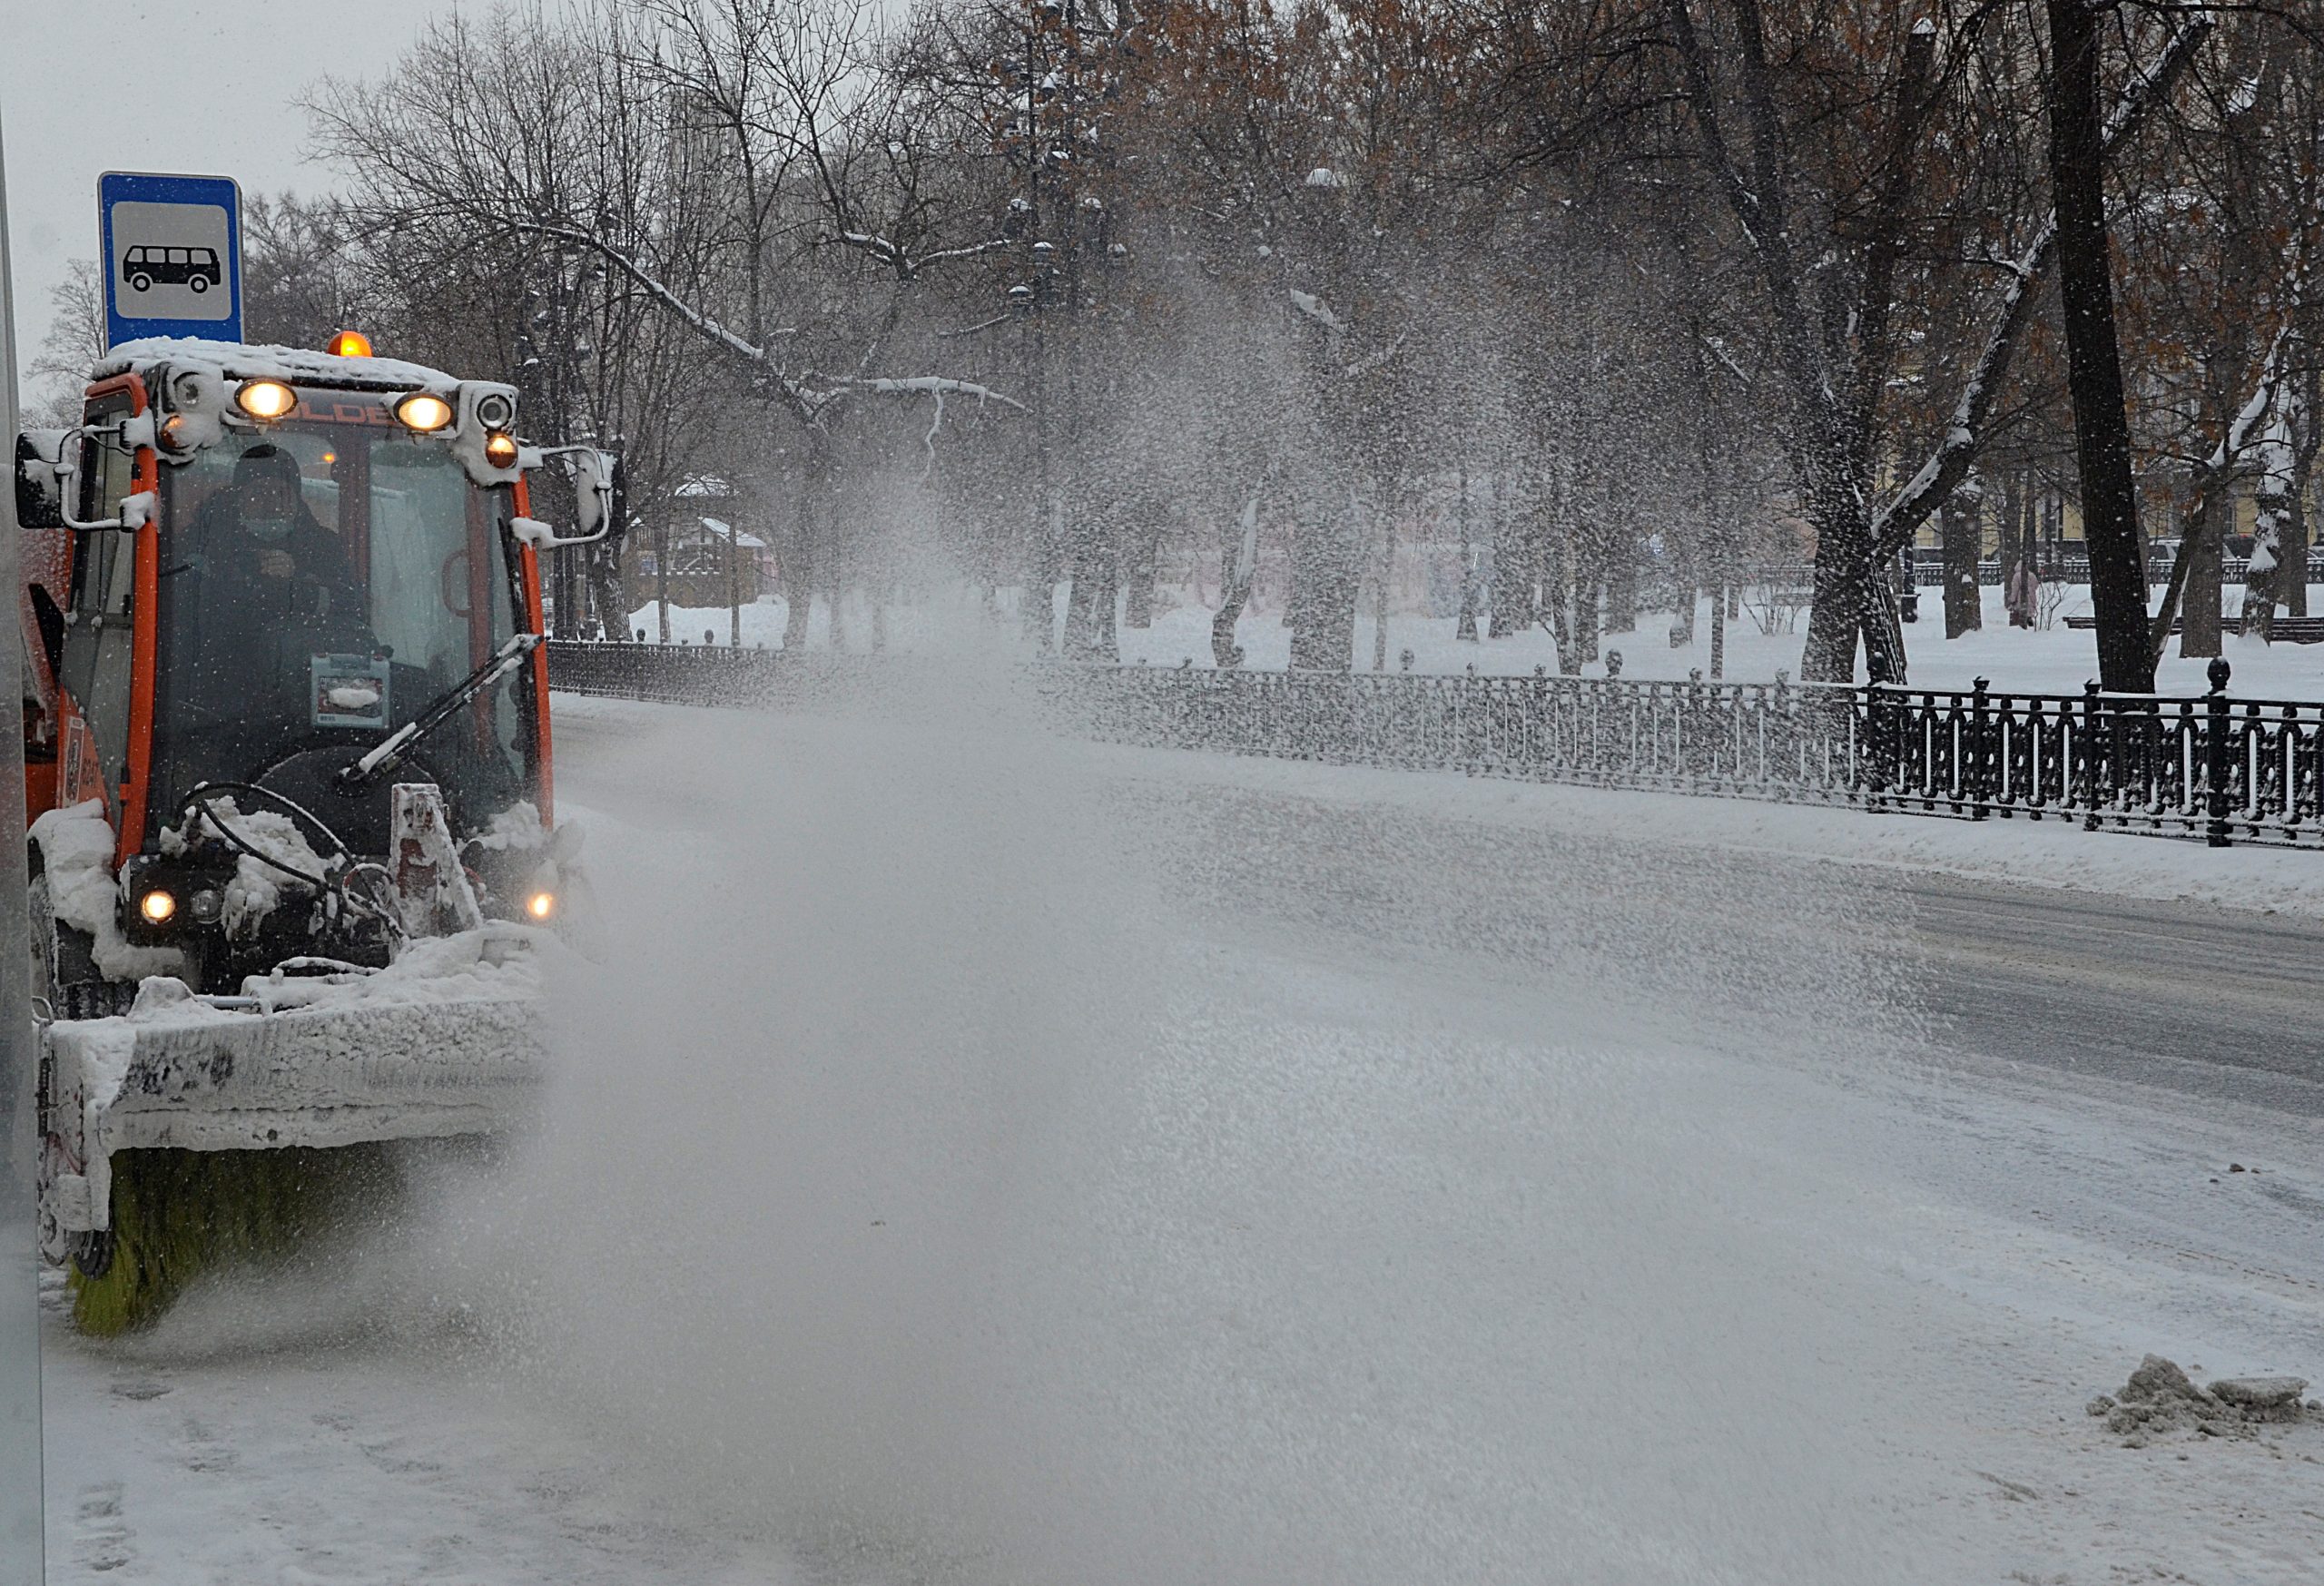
[99,172,242,349]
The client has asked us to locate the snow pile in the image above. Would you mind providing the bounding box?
[2086,1355,2318,1446]
[28,800,181,981]
[241,926,550,1014]
[466,801,547,852]
[96,335,462,391]
[126,975,234,1024]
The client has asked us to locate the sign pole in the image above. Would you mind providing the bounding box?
[0,103,51,1586]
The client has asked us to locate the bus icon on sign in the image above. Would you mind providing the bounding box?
[123,244,222,294]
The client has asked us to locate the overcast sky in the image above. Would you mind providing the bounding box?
[3,0,465,365]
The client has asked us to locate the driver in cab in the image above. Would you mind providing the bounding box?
[187,443,356,618]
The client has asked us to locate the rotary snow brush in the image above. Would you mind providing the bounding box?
[40,789,561,1335]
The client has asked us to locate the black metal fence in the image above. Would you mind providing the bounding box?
[547,641,2324,848]
[1758,554,2250,589]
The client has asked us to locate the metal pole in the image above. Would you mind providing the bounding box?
[0,103,52,1586]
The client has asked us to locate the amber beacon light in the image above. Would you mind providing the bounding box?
[326,330,373,359]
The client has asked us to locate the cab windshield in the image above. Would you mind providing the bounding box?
[153,404,531,838]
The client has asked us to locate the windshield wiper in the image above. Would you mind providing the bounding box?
[335,633,542,791]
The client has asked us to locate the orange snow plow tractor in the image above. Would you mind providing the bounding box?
[15,336,613,1332]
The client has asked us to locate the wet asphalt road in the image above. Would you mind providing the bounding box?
[1901,876,2324,1115]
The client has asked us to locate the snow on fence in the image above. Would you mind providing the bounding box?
[545,642,2324,848]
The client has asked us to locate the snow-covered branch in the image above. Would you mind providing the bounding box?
[827,230,1010,280]
[510,219,1025,428]
[936,313,1014,340]
[843,375,1028,411]
[510,218,829,422]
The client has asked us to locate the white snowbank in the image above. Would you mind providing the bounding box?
[1078,734,2324,919]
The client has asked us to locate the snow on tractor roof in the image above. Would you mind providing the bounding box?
[94,336,465,390]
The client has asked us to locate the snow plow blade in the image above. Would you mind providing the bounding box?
[38,926,553,1338]
[42,984,544,1243]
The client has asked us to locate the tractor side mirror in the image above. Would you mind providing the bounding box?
[571,448,613,541]
[15,431,66,531]
[511,445,617,549]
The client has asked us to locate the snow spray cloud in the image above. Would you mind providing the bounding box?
[483,663,1959,1586]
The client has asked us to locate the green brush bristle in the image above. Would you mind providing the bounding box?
[70,1145,404,1336]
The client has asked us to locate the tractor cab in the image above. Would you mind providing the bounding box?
[16,336,611,997]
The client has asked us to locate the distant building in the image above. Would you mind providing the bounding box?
[622,476,773,606]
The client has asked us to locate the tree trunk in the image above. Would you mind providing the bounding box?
[2179,480,2226,657]
[1572,555,1602,667]
[1709,573,1727,679]
[1212,489,1260,669]
[1287,482,1362,671]
[1371,487,1394,671]
[2279,364,2319,619]
[1069,549,1118,661]
[1489,472,1536,639]
[1602,508,1637,635]
[2288,467,2314,620]
[655,517,672,645]
[1942,495,1983,637]
[1802,492,1890,681]
[592,461,628,639]
[1122,519,1160,629]
[1454,465,1479,642]
[2046,0,2154,692]
[2244,383,2305,641]
[782,450,822,652]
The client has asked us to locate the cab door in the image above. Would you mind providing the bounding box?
[55,403,143,821]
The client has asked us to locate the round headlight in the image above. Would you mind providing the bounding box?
[484,432,519,468]
[139,889,177,925]
[396,393,456,432]
[475,391,515,429]
[236,379,297,420]
[525,891,556,921]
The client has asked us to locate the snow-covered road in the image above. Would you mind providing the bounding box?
[41,694,2324,1584]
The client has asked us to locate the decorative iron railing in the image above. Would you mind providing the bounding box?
[545,641,2324,847]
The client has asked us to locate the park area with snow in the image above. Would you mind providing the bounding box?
[633,581,2324,698]
[36,692,2324,1584]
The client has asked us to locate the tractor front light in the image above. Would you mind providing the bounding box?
[236,379,297,420]
[139,889,176,925]
[484,431,519,468]
[395,392,455,433]
[525,890,556,922]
